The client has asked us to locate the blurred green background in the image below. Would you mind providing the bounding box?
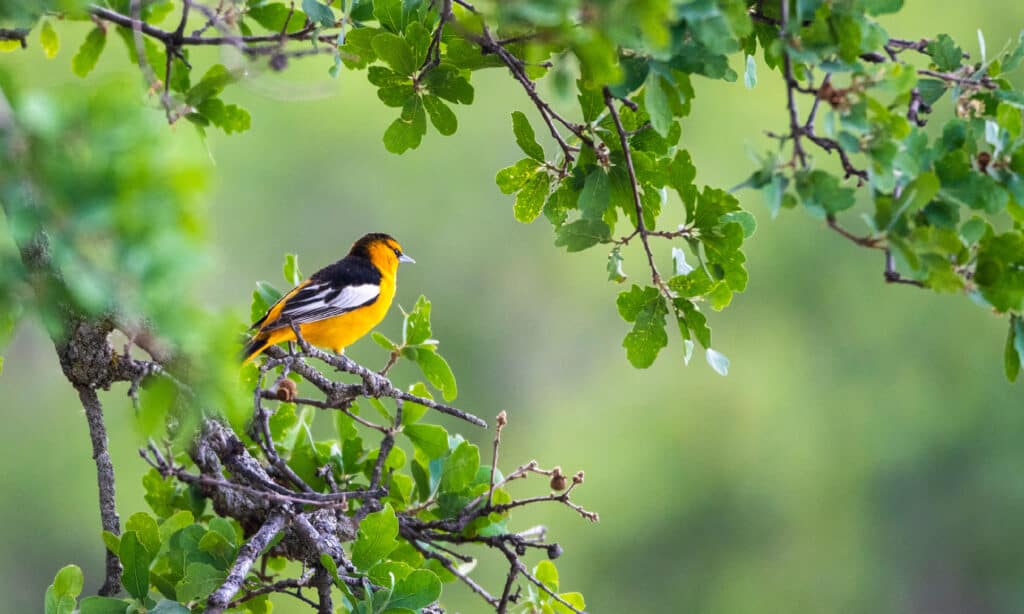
[3,2,1024,612]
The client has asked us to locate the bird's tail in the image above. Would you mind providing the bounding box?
[240,334,270,364]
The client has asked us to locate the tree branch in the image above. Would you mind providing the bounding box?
[76,386,123,596]
[206,512,288,614]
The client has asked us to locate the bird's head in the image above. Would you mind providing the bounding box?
[349,232,414,274]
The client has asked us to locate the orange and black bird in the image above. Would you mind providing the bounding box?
[241,233,414,363]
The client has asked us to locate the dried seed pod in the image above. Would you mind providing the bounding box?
[550,467,567,491]
[276,378,297,402]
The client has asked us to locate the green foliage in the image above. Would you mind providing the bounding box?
[6,0,1024,610]
[516,560,586,614]
[30,259,569,611]
[44,565,83,614]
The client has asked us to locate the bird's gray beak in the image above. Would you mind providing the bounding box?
[399,253,416,264]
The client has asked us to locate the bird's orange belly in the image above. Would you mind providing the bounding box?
[298,297,390,353]
[295,275,395,353]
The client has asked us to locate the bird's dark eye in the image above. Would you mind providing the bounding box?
[393,248,402,257]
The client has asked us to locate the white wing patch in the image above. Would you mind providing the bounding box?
[269,282,380,329]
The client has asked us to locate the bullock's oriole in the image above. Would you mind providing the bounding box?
[241,232,414,363]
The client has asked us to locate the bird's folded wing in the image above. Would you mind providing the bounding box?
[264,282,380,330]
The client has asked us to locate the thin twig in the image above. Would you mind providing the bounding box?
[603,87,668,297]
[206,512,288,614]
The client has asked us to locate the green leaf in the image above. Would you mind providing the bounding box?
[378,84,415,107]
[340,26,380,68]
[1003,30,1024,73]
[198,530,235,565]
[283,253,302,285]
[511,111,545,161]
[374,0,405,33]
[644,72,672,137]
[401,383,432,425]
[101,531,120,556]
[185,64,235,106]
[373,331,399,351]
[52,564,84,598]
[369,561,415,587]
[975,231,1024,311]
[552,593,587,613]
[616,285,669,368]
[722,210,757,238]
[119,531,152,600]
[413,349,457,401]
[301,0,335,27]
[1005,317,1022,382]
[423,95,457,136]
[150,600,190,614]
[677,299,711,348]
[668,269,717,298]
[862,0,903,14]
[554,218,611,252]
[917,79,947,105]
[352,504,399,570]
[247,3,307,32]
[995,89,1024,110]
[388,569,442,610]
[514,171,551,223]
[441,440,479,493]
[423,64,474,103]
[496,159,541,194]
[383,96,427,154]
[403,423,449,459]
[40,20,59,58]
[534,560,559,592]
[795,170,856,215]
[159,510,195,542]
[175,562,226,603]
[44,587,75,614]
[403,295,432,345]
[888,171,940,230]
[927,34,963,72]
[79,596,133,614]
[607,247,627,282]
[579,169,611,220]
[320,553,340,585]
[71,27,106,78]
[372,32,416,75]
[1015,316,1024,376]
[126,512,161,556]
[195,98,251,135]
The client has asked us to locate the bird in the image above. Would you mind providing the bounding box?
[241,232,414,363]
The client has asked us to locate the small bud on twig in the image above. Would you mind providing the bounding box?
[549,467,567,491]
[977,151,991,173]
[276,378,297,402]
